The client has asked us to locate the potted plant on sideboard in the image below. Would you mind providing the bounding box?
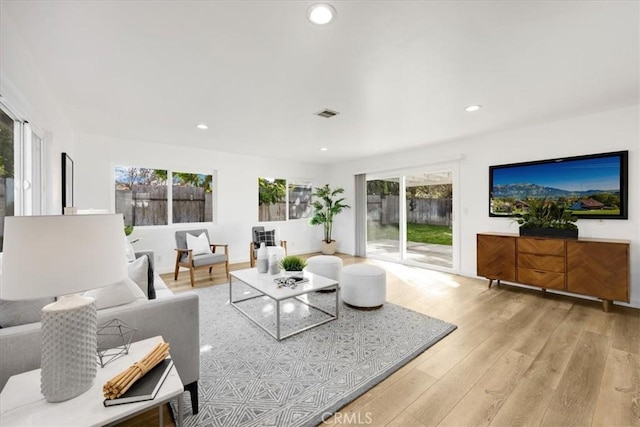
[517,198,578,238]
[309,184,351,255]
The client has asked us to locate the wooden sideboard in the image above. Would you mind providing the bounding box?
[477,232,630,311]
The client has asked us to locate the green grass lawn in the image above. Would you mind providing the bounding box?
[367,222,452,246]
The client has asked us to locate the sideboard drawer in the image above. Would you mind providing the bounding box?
[518,254,565,273]
[517,268,565,290]
[518,237,565,256]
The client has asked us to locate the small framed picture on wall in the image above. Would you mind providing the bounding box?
[62,152,74,214]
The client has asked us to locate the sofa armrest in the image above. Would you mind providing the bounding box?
[1,292,200,392]
[0,322,42,390]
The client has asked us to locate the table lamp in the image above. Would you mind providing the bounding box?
[1,214,127,402]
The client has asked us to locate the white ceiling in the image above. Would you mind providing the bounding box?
[3,1,639,164]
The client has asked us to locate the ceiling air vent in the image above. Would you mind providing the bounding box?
[315,109,340,118]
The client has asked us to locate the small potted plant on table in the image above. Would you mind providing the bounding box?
[279,255,307,272]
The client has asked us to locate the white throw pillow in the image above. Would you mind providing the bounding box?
[124,236,136,262]
[83,277,145,310]
[127,255,150,297]
[186,232,211,255]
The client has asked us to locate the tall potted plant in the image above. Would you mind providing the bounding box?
[309,184,350,255]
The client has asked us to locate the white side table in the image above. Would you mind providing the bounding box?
[0,335,184,427]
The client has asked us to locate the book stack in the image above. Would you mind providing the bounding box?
[103,358,173,406]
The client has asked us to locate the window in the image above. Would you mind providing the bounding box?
[172,172,213,223]
[115,166,168,226]
[258,178,313,222]
[115,166,215,226]
[28,128,44,215]
[288,182,312,220]
[0,108,16,249]
[0,100,45,250]
[258,177,286,222]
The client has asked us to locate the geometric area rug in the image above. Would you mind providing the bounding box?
[172,282,457,427]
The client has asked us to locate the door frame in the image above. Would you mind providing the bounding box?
[364,161,460,273]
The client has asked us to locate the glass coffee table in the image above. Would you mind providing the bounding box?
[229,268,339,340]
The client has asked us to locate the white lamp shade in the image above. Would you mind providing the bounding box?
[1,214,127,300]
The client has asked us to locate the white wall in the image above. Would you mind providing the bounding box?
[0,16,75,215]
[74,133,328,272]
[330,105,640,307]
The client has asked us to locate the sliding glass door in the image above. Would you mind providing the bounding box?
[404,171,453,268]
[365,166,456,270]
[366,178,401,260]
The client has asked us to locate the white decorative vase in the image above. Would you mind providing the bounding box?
[257,243,268,273]
[41,295,97,402]
[321,240,337,255]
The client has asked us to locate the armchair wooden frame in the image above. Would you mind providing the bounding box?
[174,243,229,287]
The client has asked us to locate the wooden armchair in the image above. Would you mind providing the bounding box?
[249,226,287,267]
[174,229,228,287]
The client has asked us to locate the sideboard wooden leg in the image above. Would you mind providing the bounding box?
[602,300,612,312]
[488,279,493,289]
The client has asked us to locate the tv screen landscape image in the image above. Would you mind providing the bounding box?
[489,150,628,219]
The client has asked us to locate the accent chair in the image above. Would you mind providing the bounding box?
[249,226,287,267]
[174,229,228,286]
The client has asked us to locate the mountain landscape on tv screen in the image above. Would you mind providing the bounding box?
[492,183,620,199]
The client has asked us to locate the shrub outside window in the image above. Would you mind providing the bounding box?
[258,177,286,222]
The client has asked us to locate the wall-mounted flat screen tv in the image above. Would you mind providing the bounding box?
[489,150,628,219]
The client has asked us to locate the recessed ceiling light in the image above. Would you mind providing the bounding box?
[320,147,328,151]
[196,123,208,130]
[307,3,336,25]
[465,105,482,112]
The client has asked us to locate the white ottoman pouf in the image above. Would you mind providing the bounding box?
[340,264,386,309]
[304,255,343,281]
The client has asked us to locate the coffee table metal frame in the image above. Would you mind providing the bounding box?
[229,268,339,341]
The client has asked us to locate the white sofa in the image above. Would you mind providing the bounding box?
[0,251,201,414]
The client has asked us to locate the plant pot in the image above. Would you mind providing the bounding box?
[519,227,578,239]
[321,240,337,255]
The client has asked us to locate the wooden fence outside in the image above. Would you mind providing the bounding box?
[368,195,452,226]
[116,185,212,226]
[259,202,286,222]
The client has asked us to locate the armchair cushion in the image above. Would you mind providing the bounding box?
[255,230,276,247]
[186,232,211,255]
[192,253,227,267]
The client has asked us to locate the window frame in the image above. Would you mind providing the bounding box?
[257,177,314,223]
[0,98,45,217]
[113,164,217,227]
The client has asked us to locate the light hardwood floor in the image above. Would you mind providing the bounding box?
[120,253,640,427]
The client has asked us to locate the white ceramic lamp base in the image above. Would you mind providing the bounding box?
[41,295,98,402]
